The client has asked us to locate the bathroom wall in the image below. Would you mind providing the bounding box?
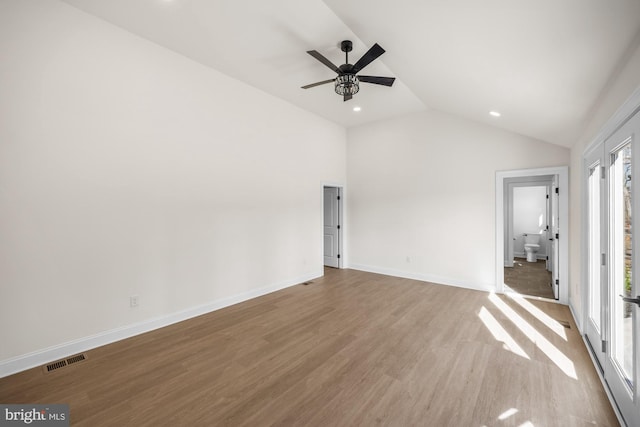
[513,186,548,258]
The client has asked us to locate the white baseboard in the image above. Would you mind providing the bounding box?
[348,263,496,293]
[0,271,321,379]
[568,301,583,334]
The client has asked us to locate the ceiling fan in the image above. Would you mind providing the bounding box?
[302,40,395,102]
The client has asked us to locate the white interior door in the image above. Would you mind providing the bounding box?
[586,110,640,426]
[546,186,552,271]
[323,187,340,268]
[507,184,514,267]
[551,176,559,300]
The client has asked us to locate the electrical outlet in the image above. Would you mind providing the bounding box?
[130,295,139,308]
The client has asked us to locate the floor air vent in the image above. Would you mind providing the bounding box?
[44,353,87,373]
[66,354,86,365]
[45,360,67,372]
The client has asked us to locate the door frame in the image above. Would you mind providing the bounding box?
[505,178,553,266]
[322,183,345,269]
[496,166,569,304]
[581,89,640,427]
[583,87,640,334]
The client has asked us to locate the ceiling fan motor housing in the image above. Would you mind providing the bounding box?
[341,40,353,53]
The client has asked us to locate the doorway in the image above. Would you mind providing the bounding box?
[504,177,555,299]
[496,166,568,305]
[323,186,343,268]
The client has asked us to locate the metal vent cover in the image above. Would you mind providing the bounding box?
[43,353,87,373]
[66,354,86,365]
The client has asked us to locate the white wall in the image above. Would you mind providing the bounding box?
[0,0,346,369]
[513,186,547,258]
[569,39,640,329]
[347,109,570,291]
[502,175,553,266]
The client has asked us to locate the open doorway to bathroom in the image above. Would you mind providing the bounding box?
[496,167,568,304]
[504,178,554,299]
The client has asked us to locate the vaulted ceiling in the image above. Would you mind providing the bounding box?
[61,0,640,147]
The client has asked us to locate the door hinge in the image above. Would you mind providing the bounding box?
[337,225,340,230]
[555,279,559,285]
[601,253,606,266]
[555,187,559,195]
[555,233,559,239]
[546,256,549,260]
[546,194,549,199]
[337,196,341,201]
[337,254,341,259]
[601,166,605,179]
[602,340,607,353]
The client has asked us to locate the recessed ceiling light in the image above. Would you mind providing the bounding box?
[353,106,361,112]
[490,111,501,117]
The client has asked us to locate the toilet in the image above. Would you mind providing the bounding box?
[524,233,541,262]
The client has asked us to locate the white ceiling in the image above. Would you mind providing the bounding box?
[61,0,640,147]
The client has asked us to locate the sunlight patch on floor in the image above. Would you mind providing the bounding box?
[498,407,518,420]
[489,293,577,379]
[507,293,568,341]
[479,307,530,359]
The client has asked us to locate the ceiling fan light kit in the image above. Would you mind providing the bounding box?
[335,74,359,96]
[302,40,395,102]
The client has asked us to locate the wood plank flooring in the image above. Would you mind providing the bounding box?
[504,258,554,299]
[0,269,618,426]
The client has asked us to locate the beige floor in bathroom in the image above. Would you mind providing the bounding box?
[504,257,554,299]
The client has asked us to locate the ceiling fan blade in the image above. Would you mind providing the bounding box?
[306,50,341,74]
[344,93,352,102]
[351,43,385,74]
[358,75,395,87]
[301,79,335,89]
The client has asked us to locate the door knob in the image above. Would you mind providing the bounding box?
[620,295,640,306]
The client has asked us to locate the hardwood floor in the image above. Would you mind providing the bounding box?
[0,269,618,426]
[504,258,555,299]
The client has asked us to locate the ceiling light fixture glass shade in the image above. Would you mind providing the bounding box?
[335,74,359,96]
